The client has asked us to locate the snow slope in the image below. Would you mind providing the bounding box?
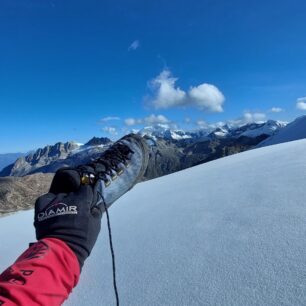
[1,140,306,305]
[257,115,306,147]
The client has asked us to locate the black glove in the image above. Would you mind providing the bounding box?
[34,169,103,268]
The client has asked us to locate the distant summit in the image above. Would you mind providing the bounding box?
[229,120,286,139]
[85,137,111,146]
[0,141,81,177]
[138,125,194,141]
[0,152,27,172]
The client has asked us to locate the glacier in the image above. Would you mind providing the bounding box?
[1,139,306,305]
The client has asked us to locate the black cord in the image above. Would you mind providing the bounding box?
[100,194,120,306]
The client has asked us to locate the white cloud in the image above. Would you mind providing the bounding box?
[144,114,169,125]
[195,112,269,132]
[196,120,209,128]
[124,114,170,126]
[100,116,120,122]
[243,112,266,123]
[226,112,267,127]
[210,121,226,129]
[150,70,186,109]
[149,70,224,112]
[128,40,140,51]
[296,97,306,110]
[270,107,283,113]
[102,126,118,135]
[188,84,224,112]
[195,120,227,132]
[124,118,140,126]
[198,120,225,128]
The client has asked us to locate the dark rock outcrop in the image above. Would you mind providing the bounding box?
[143,138,184,180]
[85,137,111,146]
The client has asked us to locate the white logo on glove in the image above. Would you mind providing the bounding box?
[38,202,78,221]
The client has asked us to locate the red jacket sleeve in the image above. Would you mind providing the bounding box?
[0,238,80,306]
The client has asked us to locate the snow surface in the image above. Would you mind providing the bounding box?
[257,115,306,147]
[1,140,306,305]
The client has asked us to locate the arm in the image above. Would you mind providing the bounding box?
[0,238,80,306]
[0,169,103,306]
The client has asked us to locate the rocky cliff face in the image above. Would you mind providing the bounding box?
[28,145,110,175]
[0,141,81,176]
[143,138,184,180]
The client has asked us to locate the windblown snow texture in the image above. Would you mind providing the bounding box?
[1,140,306,305]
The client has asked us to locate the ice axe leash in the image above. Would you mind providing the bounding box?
[99,191,120,306]
[81,173,120,306]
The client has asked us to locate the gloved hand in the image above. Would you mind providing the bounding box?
[34,168,103,268]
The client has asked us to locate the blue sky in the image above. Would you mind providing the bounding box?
[1,0,306,153]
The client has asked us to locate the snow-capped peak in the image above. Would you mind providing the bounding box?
[138,120,287,142]
[210,126,231,138]
[138,124,192,140]
[235,120,287,138]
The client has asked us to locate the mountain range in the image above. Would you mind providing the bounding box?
[0,137,112,177]
[1,115,306,215]
[0,119,288,178]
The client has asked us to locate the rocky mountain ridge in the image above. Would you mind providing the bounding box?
[1,116,306,215]
[0,121,286,178]
[0,138,111,177]
[0,152,27,172]
[139,120,286,143]
[1,141,80,177]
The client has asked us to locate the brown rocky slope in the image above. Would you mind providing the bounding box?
[0,173,53,216]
